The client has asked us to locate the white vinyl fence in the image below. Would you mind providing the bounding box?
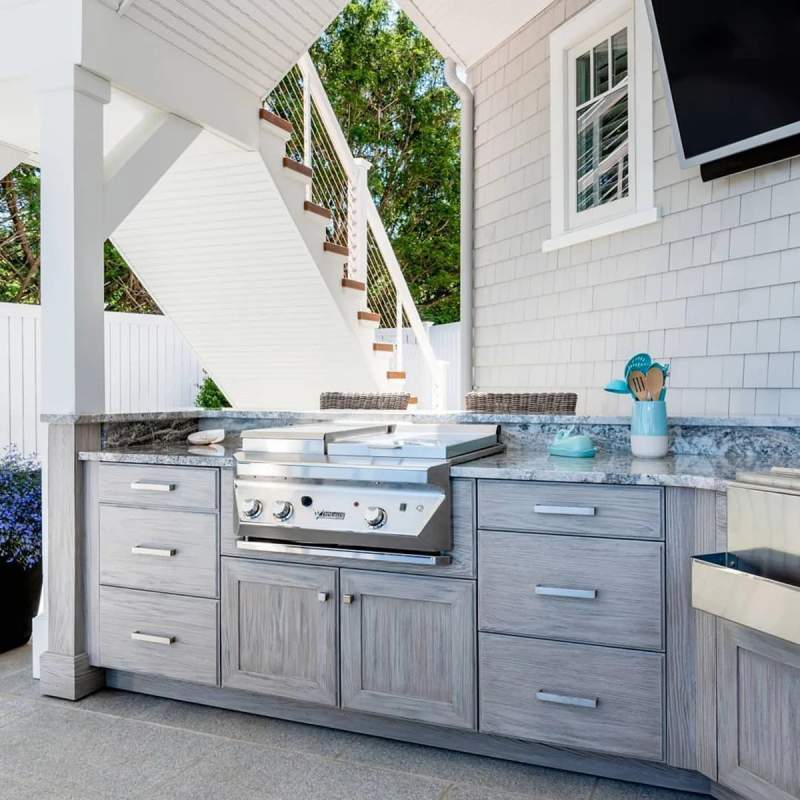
[376,322,462,409]
[0,303,205,456]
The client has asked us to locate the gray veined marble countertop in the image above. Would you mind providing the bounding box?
[449,449,774,491]
[79,440,777,491]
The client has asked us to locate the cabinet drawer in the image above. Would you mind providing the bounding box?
[98,463,217,511]
[99,506,218,598]
[98,586,218,685]
[479,633,664,761]
[478,481,663,539]
[478,531,664,650]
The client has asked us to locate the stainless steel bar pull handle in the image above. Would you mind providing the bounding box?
[536,690,598,709]
[535,585,597,600]
[534,505,596,516]
[131,631,176,646]
[342,594,355,605]
[130,481,176,493]
[131,546,176,558]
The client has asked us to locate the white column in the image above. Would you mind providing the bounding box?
[40,65,109,415]
[34,66,109,694]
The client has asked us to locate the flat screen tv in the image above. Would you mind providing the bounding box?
[646,0,800,174]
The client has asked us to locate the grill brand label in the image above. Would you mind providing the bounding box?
[314,510,346,520]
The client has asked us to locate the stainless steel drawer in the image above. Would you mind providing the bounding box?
[99,505,218,598]
[98,586,218,685]
[478,481,663,539]
[98,463,218,511]
[479,633,664,761]
[478,531,664,650]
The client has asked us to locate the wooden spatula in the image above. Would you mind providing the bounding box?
[628,370,648,401]
[645,366,665,402]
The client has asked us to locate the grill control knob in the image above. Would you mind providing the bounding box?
[364,506,387,528]
[271,500,294,521]
[241,499,263,519]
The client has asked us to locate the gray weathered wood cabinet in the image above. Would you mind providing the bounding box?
[221,558,338,706]
[340,569,476,729]
[717,621,800,800]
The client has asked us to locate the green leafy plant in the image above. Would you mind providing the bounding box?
[195,376,230,409]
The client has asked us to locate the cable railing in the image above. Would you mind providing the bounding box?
[264,54,446,407]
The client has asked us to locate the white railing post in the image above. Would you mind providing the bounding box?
[395,296,404,373]
[349,157,370,281]
[302,70,312,202]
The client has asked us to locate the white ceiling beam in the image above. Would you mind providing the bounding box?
[0,142,28,179]
[103,111,201,238]
[81,0,261,150]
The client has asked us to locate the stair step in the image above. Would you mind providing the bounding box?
[387,371,406,380]
[324,241,349,257]
[372,342,394,352]
[304,201,332,220]
[358,311,380,323]
[259,109,294,135]
[283,157,313,179]
[342,278,365,291]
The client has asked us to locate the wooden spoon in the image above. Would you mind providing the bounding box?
[645,365,665,402]
[628,370,648,401]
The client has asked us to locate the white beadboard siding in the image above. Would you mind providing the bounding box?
[111,131,380,410]
[0,303,203,456]
[121,0,344,96]
[469,0,800,416]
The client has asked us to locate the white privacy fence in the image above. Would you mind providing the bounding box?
[376,322,462,410]
[0,303,205,456]
[0,301,463,456]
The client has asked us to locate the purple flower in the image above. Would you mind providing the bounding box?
[0,447,42,569]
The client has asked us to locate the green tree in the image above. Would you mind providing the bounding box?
[311,0,461,323]
[0,166,158,312]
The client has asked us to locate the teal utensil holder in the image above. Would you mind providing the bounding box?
[630,401,668,458]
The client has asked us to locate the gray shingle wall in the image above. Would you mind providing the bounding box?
[468,0,800,416]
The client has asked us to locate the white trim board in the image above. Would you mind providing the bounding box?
[544,0,655,252]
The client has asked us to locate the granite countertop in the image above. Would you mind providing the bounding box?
[79,440,774,491]
[449,449,773,491]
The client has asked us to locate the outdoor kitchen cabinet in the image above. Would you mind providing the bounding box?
[339,569,476,729]
[221,558,338,706]
[717,620,800,800]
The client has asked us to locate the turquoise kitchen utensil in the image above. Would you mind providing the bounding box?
[549,427,596,458]
[624,352,652,378]
[604,379,630,394]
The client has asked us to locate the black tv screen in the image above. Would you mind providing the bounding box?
[647,0,800,166]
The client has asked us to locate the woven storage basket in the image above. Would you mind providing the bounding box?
[465,392,577,415]
[320,392,411,411]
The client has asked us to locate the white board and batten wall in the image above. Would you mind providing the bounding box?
[0,302,204,456]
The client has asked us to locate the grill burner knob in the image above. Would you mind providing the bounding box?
[241,499,263,519]
[271,500,294,521]
[364,506,387,528]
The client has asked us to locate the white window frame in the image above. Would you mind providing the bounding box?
[544,0,658,253]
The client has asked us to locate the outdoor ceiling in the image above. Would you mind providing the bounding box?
[97,0,347,96]
[398,0,554,68]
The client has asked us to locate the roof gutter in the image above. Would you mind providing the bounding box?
[444,58,474,405]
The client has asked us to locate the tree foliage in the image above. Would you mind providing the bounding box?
[0,166,158,313]
[311,0,461,323]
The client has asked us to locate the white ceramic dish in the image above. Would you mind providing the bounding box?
[187,428,225,445]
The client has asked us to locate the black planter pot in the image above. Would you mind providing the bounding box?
[0,560,42,654]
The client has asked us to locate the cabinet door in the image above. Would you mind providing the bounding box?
[221,558,337,706]
[340,570,475,729]
[718,621,800,800]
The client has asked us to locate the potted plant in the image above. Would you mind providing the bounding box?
[0,448,42,653]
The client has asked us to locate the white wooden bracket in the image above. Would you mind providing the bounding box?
[0,142,28,179]
[103,112,201,238]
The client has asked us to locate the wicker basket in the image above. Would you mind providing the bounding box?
[320,392,411,411]
[465,392,577,415]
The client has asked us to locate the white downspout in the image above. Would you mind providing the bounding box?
[444,59,474,406]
